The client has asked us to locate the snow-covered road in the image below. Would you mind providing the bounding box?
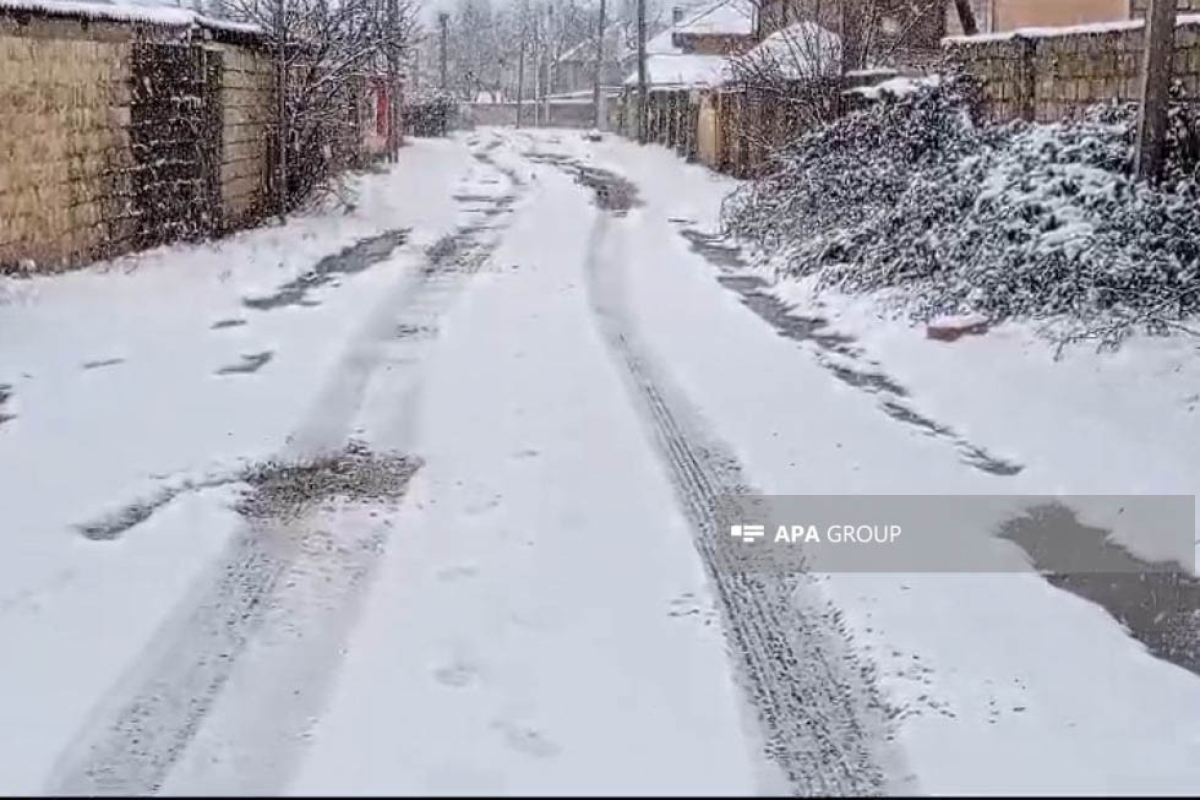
[2,129,1199,796]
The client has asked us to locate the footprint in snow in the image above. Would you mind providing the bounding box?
[434,659,481,688]
[493,721,560,758]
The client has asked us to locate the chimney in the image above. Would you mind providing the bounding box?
[673,5,684,24]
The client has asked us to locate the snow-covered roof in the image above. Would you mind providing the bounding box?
[646,0,756,56]
[623,53,731,89]
[943,13,1200,45]
[732,21,840,81]
[843,74,941,100]
[0,0,262,35]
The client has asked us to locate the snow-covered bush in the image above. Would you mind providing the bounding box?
[723,71,1200,348]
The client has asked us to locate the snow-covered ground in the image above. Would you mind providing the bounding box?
[2,129,1198,796]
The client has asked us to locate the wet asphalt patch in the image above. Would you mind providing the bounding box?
[77,474,243,541]
[215,351,273,376]
[682,225,1025,477]
[998,504,1200,678]
[81,358,125,371]
[521,151,641,215]
[0,383,14,427]
[75,442,420,542]
[210,318,247,330]
[242,228,410,311]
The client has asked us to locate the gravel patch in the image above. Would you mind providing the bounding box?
[235,440,421,522]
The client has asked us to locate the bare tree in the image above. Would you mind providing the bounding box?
[225,0,419,213]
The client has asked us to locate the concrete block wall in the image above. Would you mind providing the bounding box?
[0,17,136,269]
[947,16,1200,123]
[0,11,278,272]
[210,42,272,230]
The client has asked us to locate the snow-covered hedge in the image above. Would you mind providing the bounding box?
[722,72,1200,347]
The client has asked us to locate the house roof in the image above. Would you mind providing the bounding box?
[646,0,756,55]
[558,26,634,64]
[623,53,731,89]
[676,0,756,36]
[0,0,261,35]
[731,20,841,80]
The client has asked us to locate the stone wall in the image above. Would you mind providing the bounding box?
[946,15,1200,123]
[0,16,137,269]
[210,42,273,230]
[0,9,278,272]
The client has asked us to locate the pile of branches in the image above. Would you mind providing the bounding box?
[224,0,419,213]
[722,71,1200,348]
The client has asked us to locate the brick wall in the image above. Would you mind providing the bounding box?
[946,15,1200,122]
[0,10,279,272]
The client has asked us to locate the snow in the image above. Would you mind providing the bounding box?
[944,13,1200,44]
[3,128,1200,795]
[566,134,1200,793]
[623,53,731,89]
[0,138,470,793]
[733,20,841,81]
[290,137,767,794]
[674,0,755,37]
[927,311,989,329]
[844,74,942,100]
[644,0,754,57]
[0,0,263,35]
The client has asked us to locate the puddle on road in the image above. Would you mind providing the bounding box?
[242,228,410,311]
[998,503,1200,678]
[0,383,14,427]
[521,151,641,215]
[210,318,247,330]
[215,351,273,376]
[682,228,747,270]
[573,166,641,214]
[81,358,125,371]
[683,226,1025,477]
[452,193,496,203]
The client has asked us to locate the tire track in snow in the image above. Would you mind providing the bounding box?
[45,134,523,796]
[561,156,897,795]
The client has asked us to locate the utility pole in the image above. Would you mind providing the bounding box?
[534,12,542,126]
[1135,0,1179,183]
[273,0,287,217]
[517,7,527,128]
[952,0,978,35]
[438,12,449,92]
[593,0,606,129]
[546,3,555,123]
[636,0,646,142]
[386,0,400,161]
